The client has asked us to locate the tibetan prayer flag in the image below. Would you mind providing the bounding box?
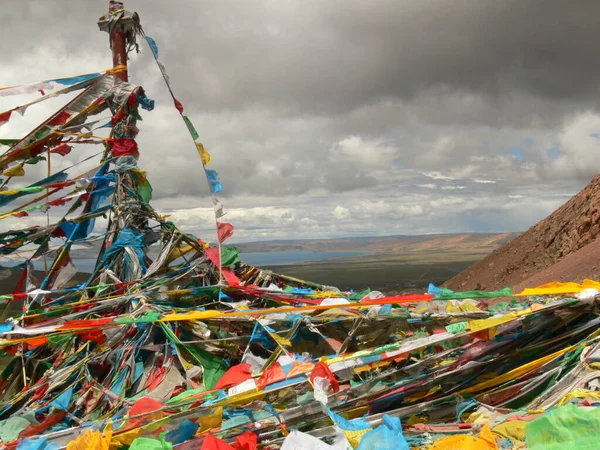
[25,155,46,164]
[2,164,25,177]
[217,221,234,243]
[183,116,199,140]
[196,142,211,166]
[0,110,12,126]
[310,361,340,393]
[221,247,241,267]
[214,364,252,390]
[213,197,225,218]
[49,143,73,156]
[146,36,159,59]
[108,138,138,157]
[205,169,223,194]
[53,73,101,86]
[48,111,72,126]
[49,386,74,411]
[174,98,184,114]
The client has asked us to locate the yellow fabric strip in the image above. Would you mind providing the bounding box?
[515,279,600,296]
[459,344,578,395]
[195,142,211,166]
[467,310,531,333]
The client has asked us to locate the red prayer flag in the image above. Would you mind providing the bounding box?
[58,317,115,330]
[13,265,28,295]
[108,138,139,157]
[232,432,258,450]
[77,329,106,345]
[128,91,138,108]
[201,435,235,450]
[205,247,220,267]
[19,412,67,439]
[214,363,252,390]
[0,110,12,126]
[174,98,184,114]
[222,267,240,286]
[310,361,339,393]
[126,397,166,429]
[47,198,70,207]
[111,110,126,125]
[257,362,286,388]
[216,221,234,243]
[49,143,73,156]
[48,111,72,126]
[26,336,49,350]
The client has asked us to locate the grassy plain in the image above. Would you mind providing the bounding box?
[264,251,480,292]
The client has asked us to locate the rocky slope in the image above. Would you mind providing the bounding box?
[445,175,600,291]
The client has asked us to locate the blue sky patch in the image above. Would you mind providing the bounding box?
[510,148,525,160]
[547,146,560,158]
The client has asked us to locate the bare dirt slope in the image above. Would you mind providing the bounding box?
[445,175,600,291]
[512,238,600,293]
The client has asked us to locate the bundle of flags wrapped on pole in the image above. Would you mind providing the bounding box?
[1,2,600,449]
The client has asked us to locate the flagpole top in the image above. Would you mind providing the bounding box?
[97,1,138,35]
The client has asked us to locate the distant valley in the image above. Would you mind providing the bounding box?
[235,232,518,257]
[49,232,521,293]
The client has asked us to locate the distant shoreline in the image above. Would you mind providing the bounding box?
[1,252,478,295]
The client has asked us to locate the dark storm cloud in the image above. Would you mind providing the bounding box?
[133,0,600,116]
[2,0,600,240]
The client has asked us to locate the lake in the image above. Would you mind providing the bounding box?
[21,251,366,273]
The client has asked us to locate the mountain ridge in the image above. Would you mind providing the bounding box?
[445,175,600,291]
[234,232,518,254]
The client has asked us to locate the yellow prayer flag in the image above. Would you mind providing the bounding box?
[459,344,577,395]
[196,142,211,166]
[516,279,600,296]
[160,310,222,322]
[2,164,25,177]
[67,422,112,450]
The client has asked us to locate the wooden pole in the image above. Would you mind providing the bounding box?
[98,0,131,82]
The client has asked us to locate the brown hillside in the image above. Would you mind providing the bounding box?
[512,238,600,293]
[445,175,600,291]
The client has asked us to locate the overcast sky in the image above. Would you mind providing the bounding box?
[2,0,600,243]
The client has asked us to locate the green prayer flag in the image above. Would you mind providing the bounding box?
[137,179,153,203]
[185,345,228,390]
[445,321,468,333]
[33,127,52,141]
[167,387,206,405]
[487,302,510,314]
[22,186,45,194]
[349,288,371,301]
[129,437,173,450]
[436,287,513,300]
[48,334,72,345]
[24,155,46,165]
[160,323,228,390]
[221,246,241,267]
[182,116,199,140]
[0,416,32,443]
[115,310,161,324]
[526,404,600,449]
